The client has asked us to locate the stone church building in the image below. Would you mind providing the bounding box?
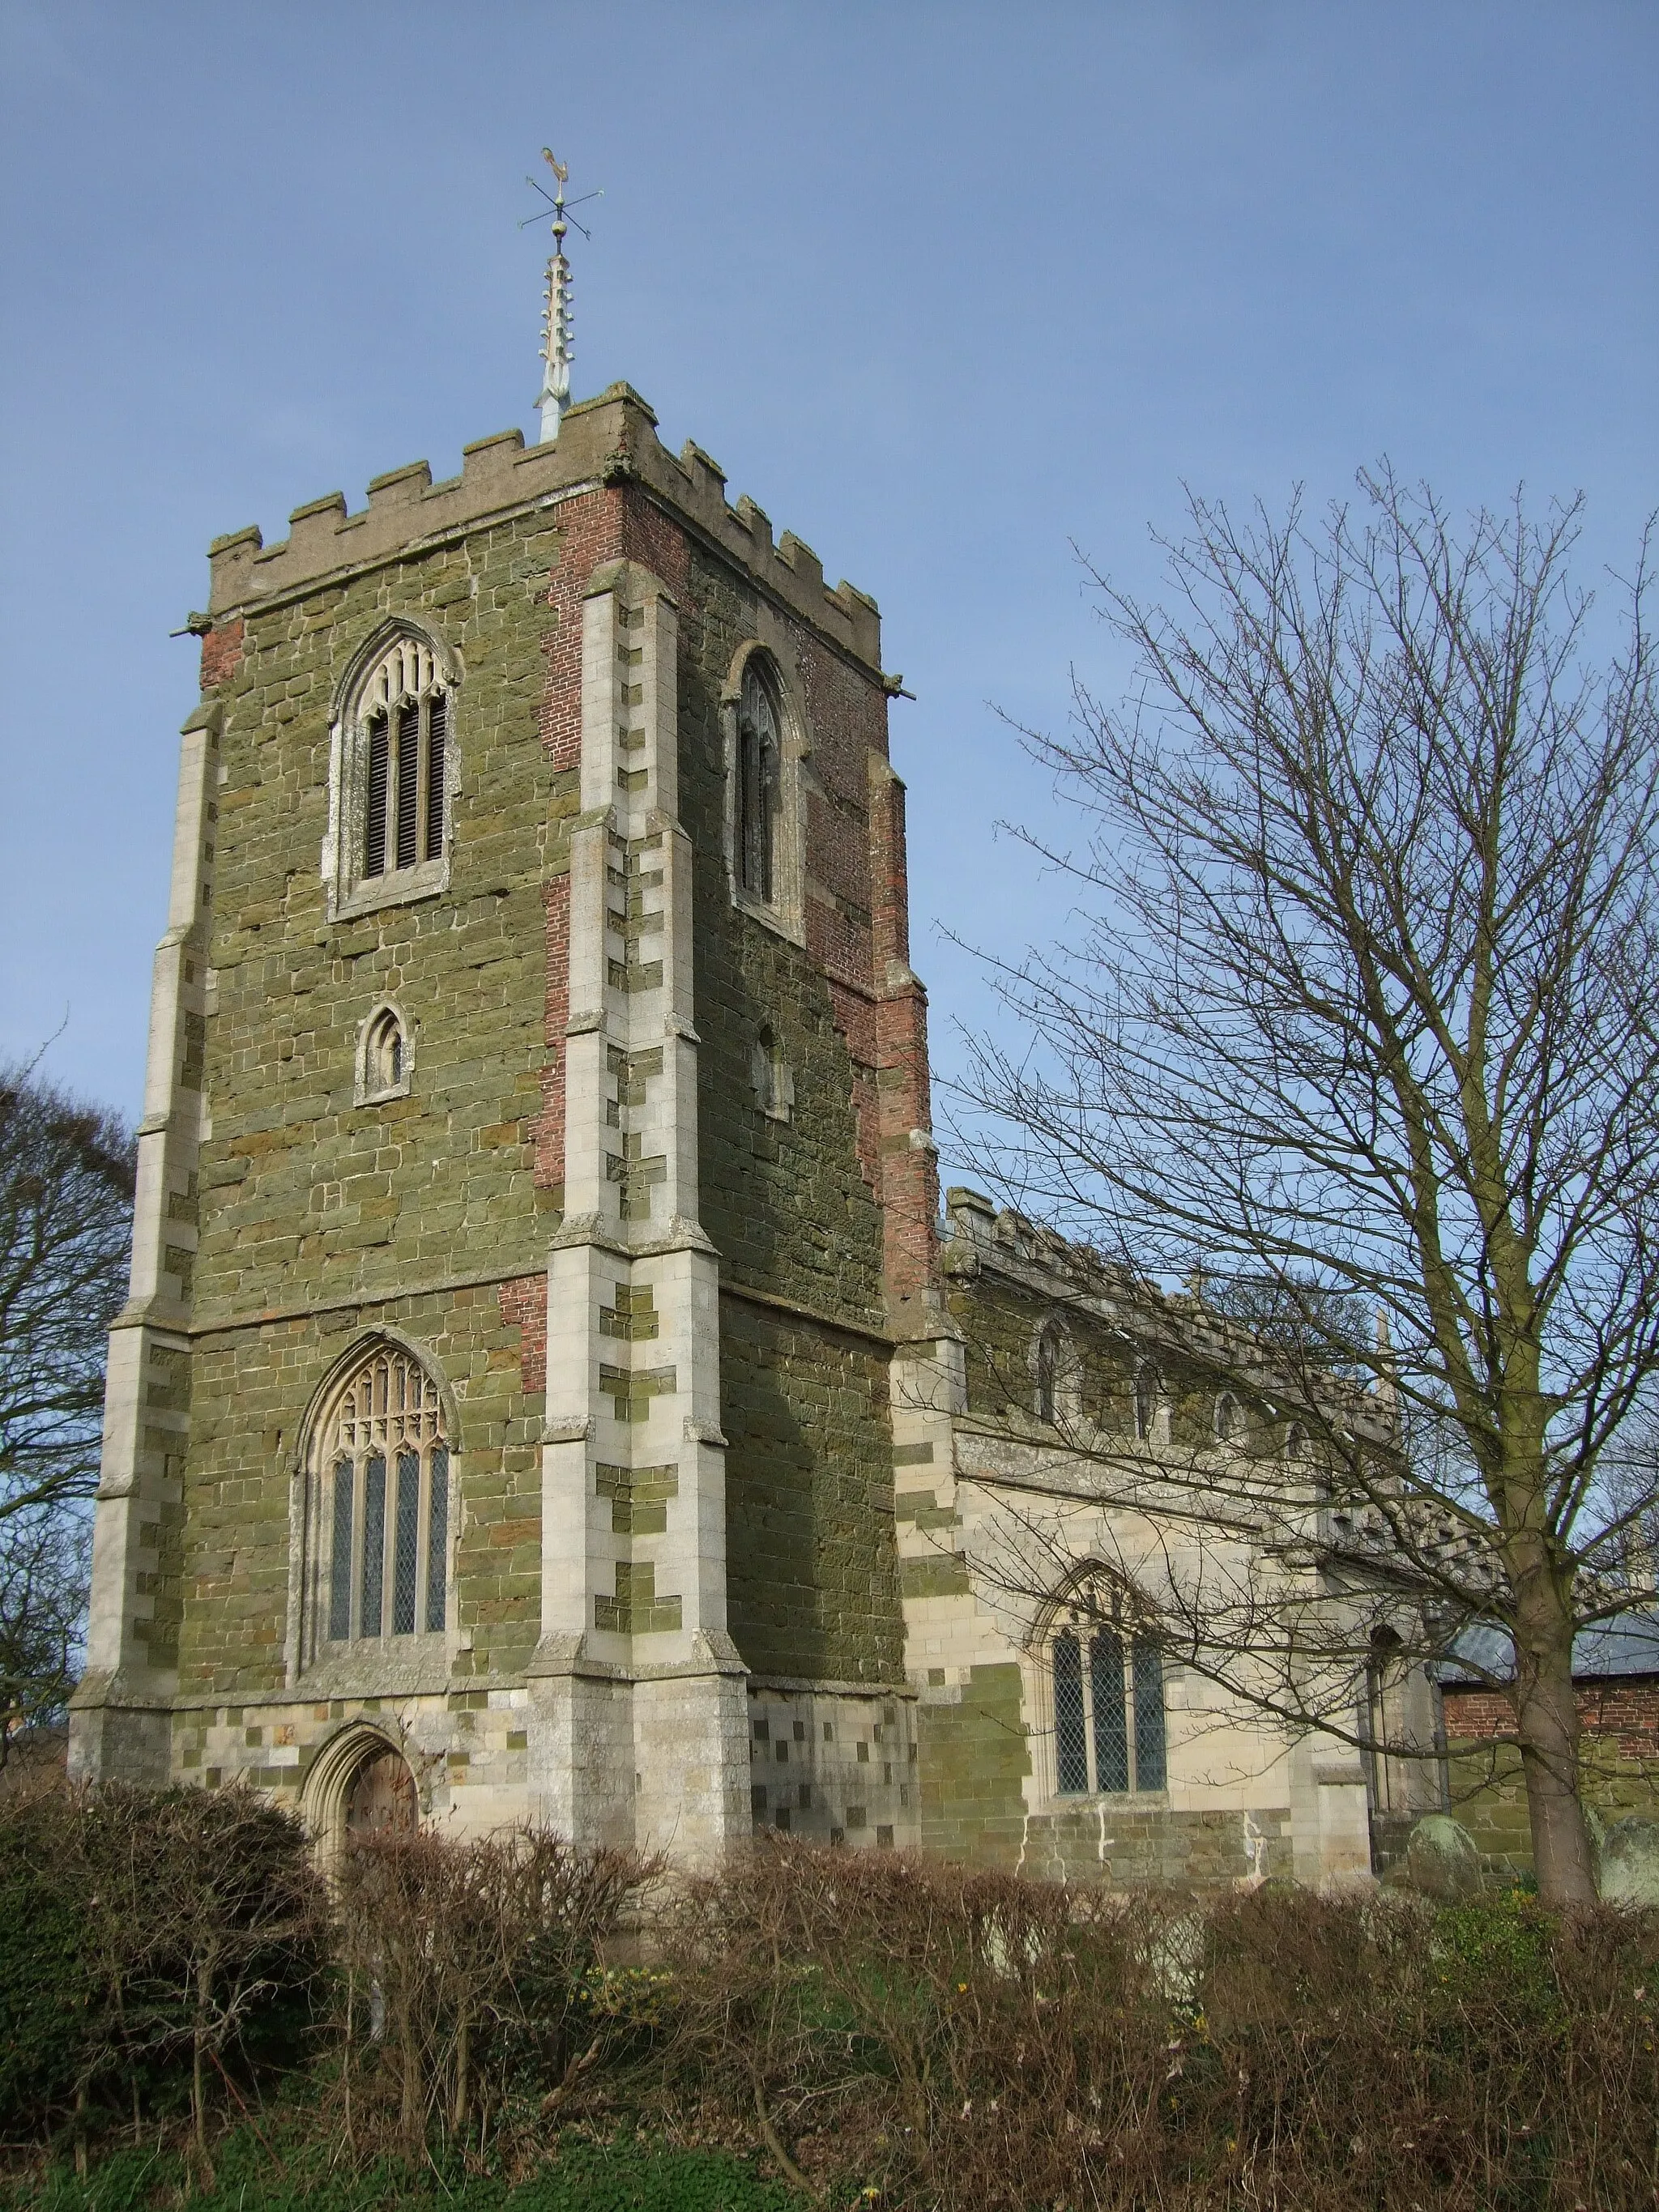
[71,377,1434,1886]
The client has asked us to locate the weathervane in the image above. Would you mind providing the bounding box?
[521,151,602,445]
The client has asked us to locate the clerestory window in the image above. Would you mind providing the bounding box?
[322,1346,450,1643]
[1034,1317,1081,1428]
[1051,1614,1167,1796]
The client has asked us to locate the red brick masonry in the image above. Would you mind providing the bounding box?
[498,1274,548,1397]
[1443,1677,1659,1762]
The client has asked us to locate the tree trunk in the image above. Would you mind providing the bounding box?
[1513,1583,1598,1907]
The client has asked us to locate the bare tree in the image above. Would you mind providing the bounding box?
[0,1511,89,1756]
[956,471,1659,1906]
[0,1065,134,1756]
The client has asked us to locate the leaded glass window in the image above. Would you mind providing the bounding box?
[1053,1630,1089,1793]
[317,1346,450,1646]
[1050,1603,1166,1796]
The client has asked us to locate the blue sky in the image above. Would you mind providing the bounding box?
[1,2,1653,1130]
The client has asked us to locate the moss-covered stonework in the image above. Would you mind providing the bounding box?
[719,1297,900,1684]
[665,531,902,1690]
[946,1266,1296,1460]
[172,509,574,1713]
[1447,1735,1659,1874]
[179,1281,544,1697]
[918,1662,1032,1865]
[87,390,917,1856]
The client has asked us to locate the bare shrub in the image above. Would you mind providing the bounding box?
[330,1822,659,2160]
[651,1840,1659,2210]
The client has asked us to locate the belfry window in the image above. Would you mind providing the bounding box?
[329,630,454,918]
[361,646,447,879]
[322,1347,449,1643]
[1051,1610,1166,1796]
[736,659,780,903]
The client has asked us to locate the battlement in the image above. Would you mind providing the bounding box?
[205,383,884,670]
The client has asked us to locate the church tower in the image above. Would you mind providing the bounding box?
[71,378,939,1859]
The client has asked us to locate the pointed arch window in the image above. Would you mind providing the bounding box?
[1050,1598,1166,1796]
[319,1346,450,1645]
[329,631,454,920]
[356,1003,412,1105]
[736,659,781,905]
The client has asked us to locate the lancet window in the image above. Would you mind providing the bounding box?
[322,1346,449,1644]
[736,658,781,904]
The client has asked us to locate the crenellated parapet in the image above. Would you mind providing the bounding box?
[205,386,885,676]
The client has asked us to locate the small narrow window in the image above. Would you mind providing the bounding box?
[1037,1327,1060,1426]
[359,1005,411,1102]
[1134,1364,1160,1443]
[736,661,780,903]
[750,1025,794,1121]
[1214,1392,1238,1443]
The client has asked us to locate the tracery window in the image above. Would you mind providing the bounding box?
[330,630,454,918]
[322,1347,449,1643]
[736,658,781,904]
[1051,1608,1166,1796]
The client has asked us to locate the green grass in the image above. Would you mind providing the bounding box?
[6,2132,808,2212]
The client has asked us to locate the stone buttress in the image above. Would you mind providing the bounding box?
[70,697,219,1778]
[529,559,748,1860]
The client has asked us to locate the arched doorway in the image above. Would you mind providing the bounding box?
[343,1741,418,1836]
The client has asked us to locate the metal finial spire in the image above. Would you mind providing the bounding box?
[521,151,602,445]
[537,154,572,443]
